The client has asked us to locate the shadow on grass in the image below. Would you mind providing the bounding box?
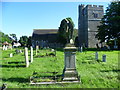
[84,56,94,60]
[100,69,120,72]
[2,65,25,68]
[2,78,29,83]
[8,61,24,64]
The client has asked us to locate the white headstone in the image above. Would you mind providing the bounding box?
[80,46,83,52]
[70,39,74,44]
[25,47,29,67]
[51,49,55,52]
[5,46,8,50]
[10,53,13,57]
[36,45,39,50]
[2,45,5,50]
[19,49,22,53]
[30,46,33,63]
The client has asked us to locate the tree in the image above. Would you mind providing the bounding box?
[57,17,75,44]
[74,36,79,47]
[19,36,28,47]
[96,1,120,44]
[10,34,17,42]
[0,31,12,46]
[27,36,32,47]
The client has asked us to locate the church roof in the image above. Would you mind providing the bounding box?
[32,29,58,43]
[33,29,58,35]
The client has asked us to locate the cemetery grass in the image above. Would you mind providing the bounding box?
[1,48,119,88]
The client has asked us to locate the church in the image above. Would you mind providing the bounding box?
[32,4,104,48]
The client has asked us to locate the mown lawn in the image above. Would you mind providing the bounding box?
[1,48,120,88]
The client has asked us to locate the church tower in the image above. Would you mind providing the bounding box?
[78,4,104,48]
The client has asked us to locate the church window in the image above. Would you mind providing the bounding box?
[94,13,98,18]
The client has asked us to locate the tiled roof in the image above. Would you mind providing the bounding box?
[33,29,58,35]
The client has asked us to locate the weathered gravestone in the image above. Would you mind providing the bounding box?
[51,49,55,52]
[95,52,98,60]
[9,53,13,57]
[80,46,83,52]
[15,49,20,54]
[102,54,106,62]
[36,45,39,55]
[19,49,22,53]
[25,47,29,67]
[30,46,33,63]
[62,39,80,82]
[5,46,8,50]
[2,45,5,50]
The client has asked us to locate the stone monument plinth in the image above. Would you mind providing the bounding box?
[62,43,80,82]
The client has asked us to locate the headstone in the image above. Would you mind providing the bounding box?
[30,46,33,63]
[2,45,5,50]
[62,44,80,82]
[9,53,13,57]
[36,45,39,50]
[19,49,22,53]
[102,54,106,62]
[114,39,118,49]
[36,45,39,55]
[25,47,29,67]
[5,46,7,50]
[95,52,98,60]
[80,46,83,52]
[15,49,19,54]
[51,49,55,52]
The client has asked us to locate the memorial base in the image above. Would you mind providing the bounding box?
[62,68,80,82]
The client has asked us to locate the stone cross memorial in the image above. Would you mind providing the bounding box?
[25,47,29,67]
[30,46,33,63]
